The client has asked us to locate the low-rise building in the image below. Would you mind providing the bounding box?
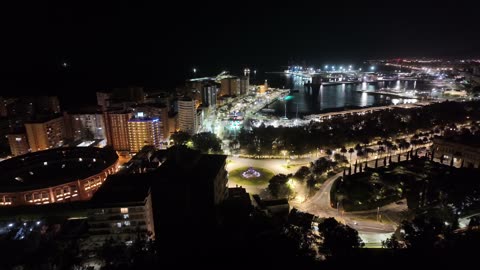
[432,137,480,168]
[88,179,155,244]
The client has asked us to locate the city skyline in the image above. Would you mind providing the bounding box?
[1,2,480,269]
[2,3,480,98]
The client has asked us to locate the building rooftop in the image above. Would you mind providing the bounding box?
[90,146,227,208]
[24,114,63,124]
[133,103,168,109]
[0,147,118,192]
[128,117,160,122]
[179,97,194,102]
[64,105,104,114]
[435,134,480,148]
[89,173,151,207]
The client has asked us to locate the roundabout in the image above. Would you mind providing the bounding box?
[228,166,274,186]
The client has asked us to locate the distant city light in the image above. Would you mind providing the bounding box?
[325,65,328,69]
[193,68,197,74]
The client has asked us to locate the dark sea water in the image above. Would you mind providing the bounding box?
[252,72,434,118]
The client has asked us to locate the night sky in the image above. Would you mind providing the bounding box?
[2,2,479,105]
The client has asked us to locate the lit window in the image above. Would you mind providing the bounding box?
[120,208,128,214]
[124,221,131,226]
[116,222,122,228]
[123,214,129,219]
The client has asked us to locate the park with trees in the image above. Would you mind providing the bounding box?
[331,157,480,213]
[238,100,480,157]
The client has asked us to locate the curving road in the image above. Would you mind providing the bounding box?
[292,154,412,234]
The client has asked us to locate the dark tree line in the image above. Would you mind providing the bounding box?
[171,131,222,153]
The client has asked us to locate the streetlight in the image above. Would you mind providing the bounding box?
[324,65,328,70]
[193,68,197,76]
[370,66,375,71]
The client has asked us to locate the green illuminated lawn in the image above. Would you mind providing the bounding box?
[228,166,275,186]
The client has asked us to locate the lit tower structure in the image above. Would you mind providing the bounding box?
[127,114,163,153]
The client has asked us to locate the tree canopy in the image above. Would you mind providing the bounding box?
[171,131,191,145]
[317,217,364,256]
[191,132,222,153]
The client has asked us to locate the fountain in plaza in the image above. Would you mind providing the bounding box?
[241,167,261,178]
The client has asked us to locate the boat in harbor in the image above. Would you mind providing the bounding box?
[379,87,405,93]
[261,108,275,113]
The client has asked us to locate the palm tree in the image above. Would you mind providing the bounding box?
[354,143,362,152]
[348,148,355,162]
[340,147,347,157]
[391,144,398,157]
[378,146,386,157]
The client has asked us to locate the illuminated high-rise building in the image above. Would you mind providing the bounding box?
[24,116,65,152]
[239,76,249,95]
[132,104,170,142]
[6,133,29,156]
[201,83,218,108]
[220,77,240,96]
[178,97,198,135]
[127,116,162,153]
[65,112,107,142]
[105,110,133,152]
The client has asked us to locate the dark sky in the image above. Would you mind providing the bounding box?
[2,1,479,103]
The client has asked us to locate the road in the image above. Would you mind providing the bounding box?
[292,152,416,237]
[294,172,399,234]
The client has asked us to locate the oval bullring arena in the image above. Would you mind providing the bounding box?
[0,147,119,206]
